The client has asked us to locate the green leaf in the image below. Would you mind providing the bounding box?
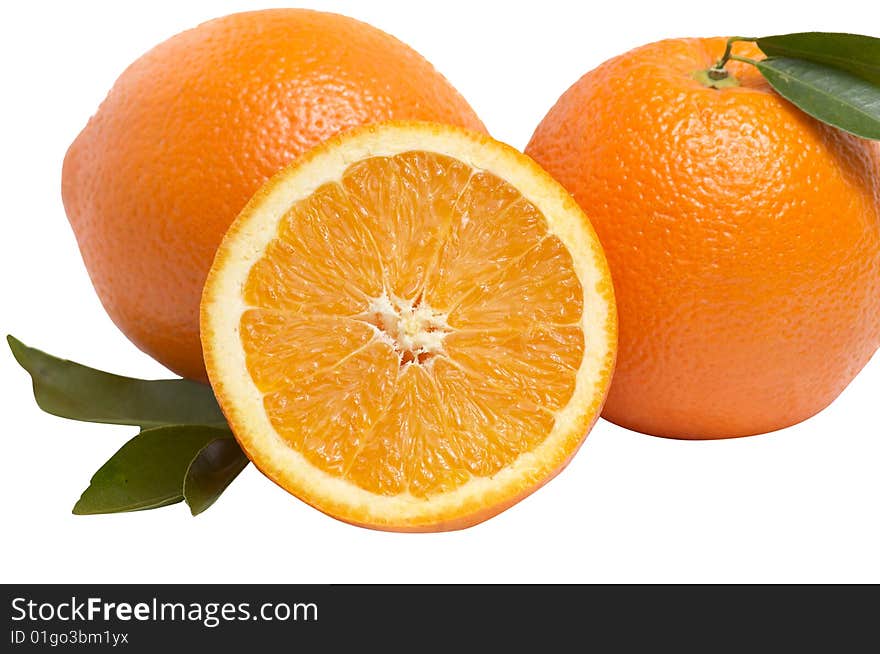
[7,335,227,428]
[757,33,880,86]
[184,438,249,516]
[755,57,880,140]
[73,425,235,515]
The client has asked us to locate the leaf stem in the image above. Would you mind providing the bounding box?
[728,54,760,67]
[709,36,757,79]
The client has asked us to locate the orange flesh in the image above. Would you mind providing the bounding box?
[241,152,585,498]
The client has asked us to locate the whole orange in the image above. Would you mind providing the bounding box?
[526,38,880,439]
[62,9,485,381]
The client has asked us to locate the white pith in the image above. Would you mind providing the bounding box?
[363,293,450,366]
[202,123,616,528]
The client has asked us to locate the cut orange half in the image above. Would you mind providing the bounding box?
[201,122,617,531]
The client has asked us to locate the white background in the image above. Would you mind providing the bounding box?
[2,0,878,583]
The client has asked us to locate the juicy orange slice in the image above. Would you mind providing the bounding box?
[201,122,616,531]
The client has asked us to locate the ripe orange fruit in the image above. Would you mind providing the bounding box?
[201,122,617,531]
[526,38,880,439]
[61,9,485,381]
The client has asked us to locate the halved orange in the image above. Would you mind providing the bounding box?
[201,122,617,531]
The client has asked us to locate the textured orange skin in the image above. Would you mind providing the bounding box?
[527,38,880,439]
[61,9,485,381]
